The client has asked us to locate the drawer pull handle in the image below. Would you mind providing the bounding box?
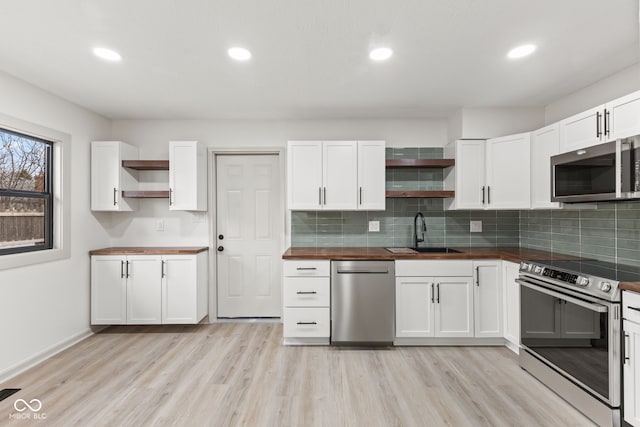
[629,306,640,312]
[296,291,317,295]
[297,321,317,325]
[296,267,317,270]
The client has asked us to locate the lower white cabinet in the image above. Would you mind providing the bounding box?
[473,261,502,338]
[395,260,474,338]
[282,260,330,344]
[624,291,640,426]
[91,251,207,325]
[502,261,520,352]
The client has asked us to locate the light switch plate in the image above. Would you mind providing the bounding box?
[156,219,165,231]
[470,220,482,233]
[368,220,380,232]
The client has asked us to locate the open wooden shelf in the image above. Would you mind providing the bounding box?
[385,159,454,168]
[122,160,170,170]
[122,190,170,199]
[386,190,455,199]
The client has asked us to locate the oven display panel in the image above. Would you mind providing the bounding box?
[542,268,578,284]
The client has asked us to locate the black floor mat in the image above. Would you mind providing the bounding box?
[0,389,20,402]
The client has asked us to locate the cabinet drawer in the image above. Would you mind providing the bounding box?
[283,277,330,307]
[624,291,640,323]
[283,260,330,277]
[283,307,330,338]
[395,260,473,277]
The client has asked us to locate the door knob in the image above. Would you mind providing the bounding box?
[217,246,224,252]
[218,234,224,240]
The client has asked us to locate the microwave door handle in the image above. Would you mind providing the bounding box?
[616,139,622,198]
[516,279,608,313]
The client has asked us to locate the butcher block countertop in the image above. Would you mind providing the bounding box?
[282,247,575,264]
[90,247,209,255]
[620,282,640,293]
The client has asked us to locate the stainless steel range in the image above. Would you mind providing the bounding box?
[517,259,632,427]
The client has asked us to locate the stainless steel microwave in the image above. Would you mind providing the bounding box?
[551,135,640,203]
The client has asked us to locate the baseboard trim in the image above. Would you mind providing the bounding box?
[0,328,97,384]
[394,337,506,346]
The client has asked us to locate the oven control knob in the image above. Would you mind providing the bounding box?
[577,276,589,286]
[599,281,612,292]
[521,263,530,272]
[534,266,543,274]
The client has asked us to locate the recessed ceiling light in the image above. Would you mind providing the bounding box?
[228,47,252,61]
[93,47,122,62]
[507,44,537,59]
[369,47,393,61]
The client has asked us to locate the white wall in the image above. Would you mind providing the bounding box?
[545,62,640,123]
[0,72,111,381]
[451,107,546,140]
[107,118,448,246]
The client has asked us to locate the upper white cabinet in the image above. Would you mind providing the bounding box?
[169,141,207,211]
[287,140,385,211]
[91,141,139,211]
[530,124,561,209]
[445,133,530,210]
[560,89,640,153]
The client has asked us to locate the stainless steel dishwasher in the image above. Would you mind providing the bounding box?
[331,260,395,345]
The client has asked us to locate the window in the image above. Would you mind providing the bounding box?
[0,128,53,255]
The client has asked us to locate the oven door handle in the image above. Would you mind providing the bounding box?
[516,279,608,313]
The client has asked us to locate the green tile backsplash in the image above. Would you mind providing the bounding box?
[291,147,640,267]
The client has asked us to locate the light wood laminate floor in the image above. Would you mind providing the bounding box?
[0,323,594,426]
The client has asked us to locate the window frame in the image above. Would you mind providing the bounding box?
[0,113,70,271]
[0,128,54,255]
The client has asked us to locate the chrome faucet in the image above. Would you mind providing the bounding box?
[413,212,427,249]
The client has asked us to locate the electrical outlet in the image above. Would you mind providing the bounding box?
[470,220,482,233]
[156,219,165,231]
[368,220,380,232]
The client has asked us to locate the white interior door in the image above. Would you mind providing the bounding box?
[216,154,282,318]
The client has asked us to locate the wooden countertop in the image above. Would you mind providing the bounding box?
[90,247,209,255]
[282,247,576,264]
[620,283,640,293]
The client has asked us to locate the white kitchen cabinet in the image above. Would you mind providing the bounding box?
[530,124,561,209]
[91,255,127,324]
[559,89,640,153]
[444,139,486,210]
[502,261,520,353]
[435,277,474,337]
[91,141,139,211]
[357,140,386,210]
[624,319,640,427]
[396,277,434,338]
[323,141,358,210]
[485,133,531,209]
[473,261,502,338]
[126,255,162,324]
[444,134,530,210]
[91,250,208,325]
[283,260,330,344]
[287,140,384,211]
[169,140,207,211]
[162,253,208,324]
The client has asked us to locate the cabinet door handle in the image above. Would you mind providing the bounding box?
[436,283,440,304]
[297,321,317,325]
[481,186,485,204]
[296,267,316,270]
[323,187,326,205]
[318,187,322,206]
[120,260,125,278]
[169,188,173,206]
[359,187,363,205]
[604,109,610,137]
[475,266,480,286]
[296,291,317,295]
[487,186,491,204]
[596,111,602,138]
[161,260,166,278]
[625,333,630,364]
[431,283,434,303]
[628,306,640,312]
[126,260,130,278]
[113,188,118,206]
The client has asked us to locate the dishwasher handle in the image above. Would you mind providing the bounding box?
[336,269,390,274]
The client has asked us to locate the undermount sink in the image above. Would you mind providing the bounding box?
[412,247,462,253]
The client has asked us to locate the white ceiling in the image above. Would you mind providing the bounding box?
[0,0,638,120]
